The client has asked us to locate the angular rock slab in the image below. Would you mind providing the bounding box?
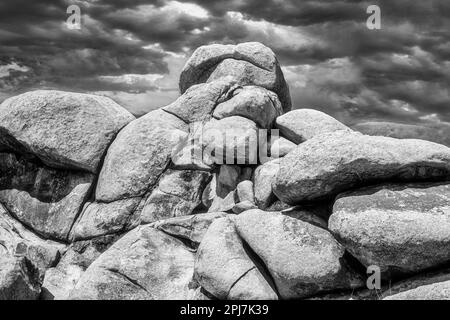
[69,226,196,300]
[213,86,282,128]
[274,131,450,204]
[0,90,134,173]
[329,183,450,275]
[0,204,64,273]
[140,169,211,224]
[275,109,351,144]
[96,109,188,202]
[234,210,364,299]
[180,42,291,112]
[0,256,41,300]
[0,153,94,241]
[194,217,278,300]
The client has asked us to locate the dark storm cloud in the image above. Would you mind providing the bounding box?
[0,0,449,124]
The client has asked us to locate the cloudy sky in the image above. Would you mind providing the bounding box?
[0,0,449,125]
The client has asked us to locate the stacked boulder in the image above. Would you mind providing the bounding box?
[0,42,450,300]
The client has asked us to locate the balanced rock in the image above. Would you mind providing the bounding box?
[0,90,134,173]
[329,183,450,275]
[274,131,450,204]
[96,109,188,202]
[234,210,363,299]
[194,217,278,300]
[275,109,351,144]
[179,42,291,112]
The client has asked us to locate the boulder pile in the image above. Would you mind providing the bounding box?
[1,42,449,300]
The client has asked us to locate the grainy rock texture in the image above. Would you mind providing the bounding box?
[179,42,291,112]
[276,109,351,144]
[353,121,450,147]
[329,183,450,275]
[1,42,450,301]
[274,131,450,204]
[0,90,134,173]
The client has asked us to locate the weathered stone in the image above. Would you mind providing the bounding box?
[261,136,296,164]
[0,204,64,273]
[96,110,188,202]
[41,235,120,300]
[254,159,280,209]
[69,226,196,300]
[0,153,94,241]
[0,256,41,300]
[213,86,282,128]
[70,198,141,241]
[217,165,252,197]
[236,180,255,203]
[194,217,278,300]
[275,109,351,144]
[164,77,238,123]
[383,268,450,300]
[0,90,134,173]
[150,212,228,247]
[202,117,259,165]
[180,42,291,112]
[329,183,450,275]
[140,170,211,224]
[234,210,364,299]
[384,280,450,300]
[274,131,450,204]
[232,201,258,214]
[353,121,450,147]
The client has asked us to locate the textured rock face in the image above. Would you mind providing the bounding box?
[194,217,278,300]
[96,109,188,202]
[70,198,141,241]
[353,121,450,147]
[0,204,64,272]
[213,86,282,128]
[0,153,94,241]
[150,212,228,248]
[0,90,134,173]
[0,256,41,300]
[276,109,351,144]
[164,77,238,124]
[254,159,280,209]
[69,226,196,300]
[140,170,211,224]
[179,42,291,112]
[234,210,363,299]
[329,183,450,275]
[3,42,450,301]
[202,117,259,165]
[274,131,450,204]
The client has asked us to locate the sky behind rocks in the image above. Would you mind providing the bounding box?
[0,0,449,125]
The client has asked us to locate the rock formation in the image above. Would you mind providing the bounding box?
[0,42,449,300]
